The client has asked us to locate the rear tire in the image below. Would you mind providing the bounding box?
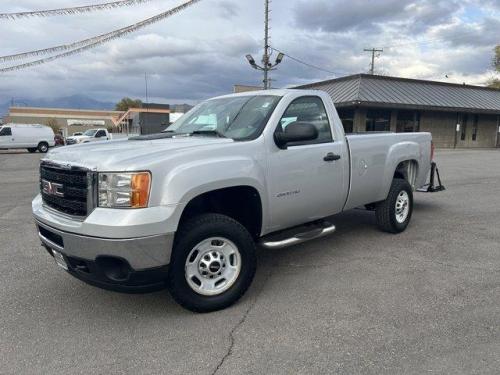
[27,148,37,153]
[168,213,256,313]
[375,178,413,233]
[37,142,49,153]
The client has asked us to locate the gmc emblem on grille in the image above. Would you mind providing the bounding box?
[42,179,65,197]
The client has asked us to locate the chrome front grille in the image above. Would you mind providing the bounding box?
[40,162,95,217]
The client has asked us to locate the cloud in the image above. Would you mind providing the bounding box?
[217,0,240,18]
[430,17,500,47]
[0,0,498,109]
[293,0,411,32]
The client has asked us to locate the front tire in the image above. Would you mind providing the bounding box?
[168,213,256,313]
[375,178,413,233]
[37,142,49,153]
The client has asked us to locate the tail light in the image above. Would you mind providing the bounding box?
[430,141,435,161]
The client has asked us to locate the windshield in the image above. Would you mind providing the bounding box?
[83,129,98,137]
[167,95,281,140]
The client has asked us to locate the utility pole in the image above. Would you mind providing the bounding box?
[364,48,383,75]
[262,0,270,89]
[144,72,149,132]
[245,0,284,89]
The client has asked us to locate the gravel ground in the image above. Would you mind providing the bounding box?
[0,148,499,375]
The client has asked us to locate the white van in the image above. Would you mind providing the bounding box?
[0,124,55,153]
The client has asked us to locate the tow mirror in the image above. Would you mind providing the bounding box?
[274,122,318,149]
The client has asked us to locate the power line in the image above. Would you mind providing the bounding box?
[0,0,202,73]
[0,0,154,20]
[269,47,343,76]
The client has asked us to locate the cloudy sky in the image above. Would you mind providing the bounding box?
[0,0,499,106]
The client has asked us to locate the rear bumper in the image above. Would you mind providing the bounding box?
[36,220,173,293]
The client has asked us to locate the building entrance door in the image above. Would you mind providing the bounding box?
[456,113,478,148]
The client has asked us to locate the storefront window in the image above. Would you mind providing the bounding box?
[460,114,468,141]
[472,115,478,141]
[396,111,420,132]
[337,108,354,133]
[366,109,390,131]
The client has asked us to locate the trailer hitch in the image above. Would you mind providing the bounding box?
[417,162,445,193]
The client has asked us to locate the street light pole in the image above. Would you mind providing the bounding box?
[263,0,270,89]
[245,0,284,89]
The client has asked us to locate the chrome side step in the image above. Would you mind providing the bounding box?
[259,222,336,250]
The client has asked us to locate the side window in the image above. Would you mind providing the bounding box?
[96,130,106,137]
[276,96,332,145]
[0,127,12,136]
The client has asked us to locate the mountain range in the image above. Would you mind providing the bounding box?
[1,94,116,116]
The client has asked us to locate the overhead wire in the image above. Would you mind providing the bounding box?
[269,46,345,76]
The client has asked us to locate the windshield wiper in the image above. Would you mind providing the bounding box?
[190,130,227,138]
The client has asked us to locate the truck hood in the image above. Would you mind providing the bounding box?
[43,135,234,170]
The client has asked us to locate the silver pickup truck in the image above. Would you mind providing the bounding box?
[32,89,444,312]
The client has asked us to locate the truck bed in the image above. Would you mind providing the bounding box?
[343,132,432,211]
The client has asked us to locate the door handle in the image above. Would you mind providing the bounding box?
[323,153,341,162]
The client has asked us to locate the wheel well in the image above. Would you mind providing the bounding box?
[179,186,263,239]
[394,160,418,187]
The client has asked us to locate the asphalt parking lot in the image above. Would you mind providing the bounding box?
[1,149,499,374]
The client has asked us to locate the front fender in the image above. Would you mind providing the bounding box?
[158,156,268,232]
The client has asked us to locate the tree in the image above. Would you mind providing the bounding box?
[115,97,142,111]
[494,45,500,72]
[45,118,60,134]
[487,45,500,89]
[488,79,500,89]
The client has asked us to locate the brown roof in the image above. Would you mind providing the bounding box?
[296,74,500,114]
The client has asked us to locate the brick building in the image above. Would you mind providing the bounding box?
[5,107,122,136]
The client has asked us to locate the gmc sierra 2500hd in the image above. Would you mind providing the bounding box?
[33,89,444,312]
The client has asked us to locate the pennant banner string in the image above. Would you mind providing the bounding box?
[0,0,155,20]
[0,0,202,71]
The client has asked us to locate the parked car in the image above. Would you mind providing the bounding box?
[0,123,55,153]
[66,128,112,145]
[54,134,65,146]
[33,89,444,312]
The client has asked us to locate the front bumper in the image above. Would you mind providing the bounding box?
[36,220,174,292]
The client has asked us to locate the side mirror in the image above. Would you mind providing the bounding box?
[274,122,318,149]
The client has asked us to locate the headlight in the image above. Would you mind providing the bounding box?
[98,172,151,208]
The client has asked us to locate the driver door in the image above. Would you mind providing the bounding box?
[267,96,348,231]
[94,130,107,141]
[0,126,13,149]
